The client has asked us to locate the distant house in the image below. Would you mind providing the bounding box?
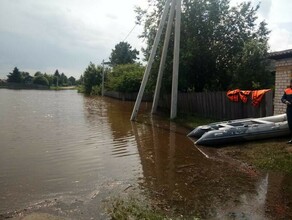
[0,79,6,85]
[269,49,292,115]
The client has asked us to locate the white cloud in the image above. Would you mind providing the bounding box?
[0,0,292,79]
[0,0,148,78]
[229,0,292,52]
[269,27,292,51]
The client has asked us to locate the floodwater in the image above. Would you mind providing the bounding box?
[0,89,291,219]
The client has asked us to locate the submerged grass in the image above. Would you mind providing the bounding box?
[173,113,216,129]
[107,198,168,220]
[106,197,199,220]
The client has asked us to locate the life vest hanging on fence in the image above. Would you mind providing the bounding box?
[227,89,240,102]
[227,89,251,103]
[251,89,271,107]
[227,89,271,106]
[239,90,251,103]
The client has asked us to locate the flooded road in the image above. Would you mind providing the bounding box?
[0,89,291,219]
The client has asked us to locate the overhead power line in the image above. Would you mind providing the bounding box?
[122,0,154,42]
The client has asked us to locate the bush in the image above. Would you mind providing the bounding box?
[77,85,85,93]
[33,75,49,86]
[83,62,102,94]
[107,64,144,93]
[91,85,101,95]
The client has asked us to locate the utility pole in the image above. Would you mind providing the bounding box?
[102,60,105,96]
[131,0,181,121]
[130,0,173,121]
[152,0,177,114]
[170,0,181,119]
[101,60,111,97]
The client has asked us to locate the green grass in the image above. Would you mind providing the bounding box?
[107,198,168,220]
[106,197,200,220]
[248,145,292,173]
[226,140,292,174]
[173,113,216,129]
[50,86,77,90]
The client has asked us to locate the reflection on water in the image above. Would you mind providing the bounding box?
[215,174,269,219]
[132,117,258,218]
[0,89,292,219]
[0,90,142,215]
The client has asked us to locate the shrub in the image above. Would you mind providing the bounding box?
[107,64,144,93]
[33,75,49,86]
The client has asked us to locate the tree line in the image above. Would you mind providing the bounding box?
[136,0,274,92]
[6,67,77,87]
[80,0,274,96]
[78,42,145,95]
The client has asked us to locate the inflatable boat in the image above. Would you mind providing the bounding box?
[188,114,290,146]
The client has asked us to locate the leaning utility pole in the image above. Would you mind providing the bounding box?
[151,0,176,114]
[130,0,172,121]
[170,0,181,119]
[130,0,181,121]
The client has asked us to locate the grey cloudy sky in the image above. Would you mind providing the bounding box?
[0,0,291,79]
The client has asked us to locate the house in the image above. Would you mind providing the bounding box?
[0,79,7,86]
[268,49,292,115]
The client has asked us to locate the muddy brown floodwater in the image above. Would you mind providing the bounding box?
[0,89,291,219]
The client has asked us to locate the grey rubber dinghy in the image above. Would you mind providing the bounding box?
[188,114,290,146]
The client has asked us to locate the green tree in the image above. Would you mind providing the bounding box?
[7,67,23,83]
[137,0,272,92]
[54,69,60,77]
[83,62,102,94]
[44,73,54,86]
[107,64,145,93]
[68,76,76,85]
[22,72,33,84]
[59,73,68,86]
[109,42,139,66]
[53,69,60,86]
[33,75,49,86]
[34,71,42,77]
[230,39,273,89]
[76,75,84,85]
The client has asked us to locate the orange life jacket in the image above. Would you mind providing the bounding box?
[227,89,240,102]
[239,90,251,103]
[227,89,251,103]
[251,89,271,107]
[284,87,292,95]
[227,89,270,106]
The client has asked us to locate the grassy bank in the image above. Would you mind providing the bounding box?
[2,82,49,89]
[173,113,216,129]
[50,86,77,90]
[107,198,167,220]
[221,139,292,174]
[106,197,199,220]
[0,85,77,90]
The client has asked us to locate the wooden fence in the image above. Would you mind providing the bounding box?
[104,90,274,120]
[158,91,274,120]
[104,91,152,101]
